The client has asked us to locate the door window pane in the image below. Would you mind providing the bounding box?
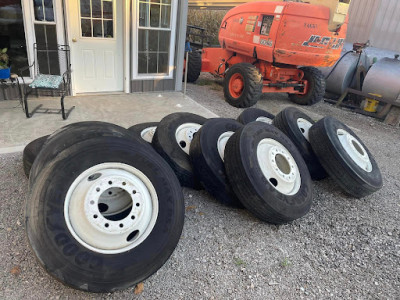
[103,20,113,38]
[80,0,91,17]
[92,0,102,18]
[33,0,55,22]
[0,0,29,76]
[93,19,102,37]
[103,1,113,19]
[81,19,92,37]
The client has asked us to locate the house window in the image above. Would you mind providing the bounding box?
[32,0,59,75]
[138,0,172,74]
[0,1,29,76]
[79,0,114,38]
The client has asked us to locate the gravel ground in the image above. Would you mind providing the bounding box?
[1,77,399,299]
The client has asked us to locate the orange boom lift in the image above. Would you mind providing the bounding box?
[194,0,351,107]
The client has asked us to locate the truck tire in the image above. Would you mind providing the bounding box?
[309,116,383,198]
[29,122,142,187]
[22,135,49,178]
[184,51,202,83]
[189,118,243,207]
[128,122,159,143]
[289,67,325,106]
[26,136,184,293]
[224,63,263,108]
[273,107,327,180]
[224,122,313,224]
[152,112,207,189]
[237,108,275,125]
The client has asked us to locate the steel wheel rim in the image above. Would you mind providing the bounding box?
[257,138,301,195]
[217,131,235,161]
[337,129,372,172]
[256,116,274,125]
[175,123,202,155]
[140,126,157,143]
[229,73,244,98]
[297,118,313,142]
[64,163,159,254]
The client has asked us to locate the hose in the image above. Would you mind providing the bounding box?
[324,50,353,80]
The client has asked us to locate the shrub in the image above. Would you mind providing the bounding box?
[187,9,228,45]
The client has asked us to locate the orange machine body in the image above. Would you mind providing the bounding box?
[200,1,348,94]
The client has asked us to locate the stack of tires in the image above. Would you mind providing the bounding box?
[23,107,382,292]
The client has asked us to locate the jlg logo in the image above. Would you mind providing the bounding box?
[302,35,345,49]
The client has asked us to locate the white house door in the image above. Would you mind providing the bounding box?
[67,0,124,93]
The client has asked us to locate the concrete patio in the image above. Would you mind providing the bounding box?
[0,92,217,153]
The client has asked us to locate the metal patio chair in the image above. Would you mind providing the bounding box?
[20,44,73,119]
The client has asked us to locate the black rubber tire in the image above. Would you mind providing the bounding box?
[309,116,383,198]
[128,122,159,143]
[185,51,202,83]
[237,108,275,125]
[29,122,143,187]
[152,112,207,189]
[289,67,325,105]
[224,122,313,224]
[26,136,184,293]
[273,107,327,181]
[189,118,243,207]
[223,63,263,108]
[22,135,49,178]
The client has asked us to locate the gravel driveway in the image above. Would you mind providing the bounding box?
[1,76,399,299]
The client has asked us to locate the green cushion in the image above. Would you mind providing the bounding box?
[29,74,63,89]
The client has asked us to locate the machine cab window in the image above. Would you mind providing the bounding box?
[260,15,274,36]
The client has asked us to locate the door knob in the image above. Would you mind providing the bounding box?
[72,38,77,42]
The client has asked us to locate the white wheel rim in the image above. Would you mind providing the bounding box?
[337,129,372,172]
[256,116,273,125]
[257,139,301,195]
[64,163,159,254]
[175,123,202,155]
[217,131,234,161]
[297,118,313,142]
[140,126,157,143]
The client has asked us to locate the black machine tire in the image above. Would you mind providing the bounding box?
[224,63,263,108]
[309,116,383,198]
[26,136,184,293]
[237,108,275,125]
[128,122,159,143]
[185,51,202,83]
[224,122,313,224]
[22,135,49,178]
[152,112,207,189]
[189,118,243,207]
[29,122,142,187]
[289,67,326,106]
[273,107,327,180]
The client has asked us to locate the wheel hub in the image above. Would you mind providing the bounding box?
[140,126,157,143]
[297,118,313,141]
[229,74,244,98]
[337,129,372,172]
[175,123,202,155]
[65,163,159,254]
[217,131,235,161]
[257,139,301,195]
[256,116,274,125]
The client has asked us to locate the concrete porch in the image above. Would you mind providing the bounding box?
[0,92,217,153]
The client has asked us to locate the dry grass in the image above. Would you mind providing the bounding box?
[187,9,228,45]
